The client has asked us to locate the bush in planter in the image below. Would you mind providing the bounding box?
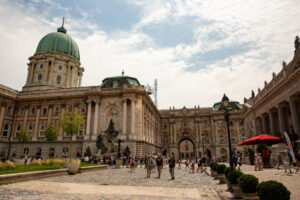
[238,174,258,193]
[224,167,230,178]
[216,164,226,174]
[211,163,218,171]
[227,169,243,184]
[257,180,290,200]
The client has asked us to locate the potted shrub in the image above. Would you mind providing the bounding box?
[227,169,243,198]
[210,162,218,178]
[216,164,226,183]
[60,111,84,175]
[238,174,259,199]
[224,167,232,190]
[257,180,290,200]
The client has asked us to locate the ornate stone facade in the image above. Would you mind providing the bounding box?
[160,104,246,160]
[242,47,300,141]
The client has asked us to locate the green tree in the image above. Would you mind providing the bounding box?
[60,111,84,162]
[45,121,59,158]
[16,128,32,155]
[123,146,131,158]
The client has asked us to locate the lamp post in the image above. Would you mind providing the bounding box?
[117,139,121,158]
[221,94,234,170]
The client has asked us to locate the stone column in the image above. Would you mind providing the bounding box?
[277,105,287,133]
[173,122,176,144]
[58,104,65,140]
[0,102,6,132]
[262,115,267,133]
[289,97,300,136]
[30,62,36,83]
[47,104,53,126]
[93,100,99,136]
[122,99,127,134]
[268,110,276,136]
[65,65,70,87]
[23,106,29,128]
[79,73,83,87]
[26,64,32,84]
[33,106,41,141]
[169,122,172,144]
[131,99,136,136]
[195,121,199,144]
[85,100,92,140]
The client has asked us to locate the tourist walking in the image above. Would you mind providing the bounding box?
[197,157,203,173]
[145,155,154,178]
[178,158,182,169]
[168,155,176,180]
[237,154,242,170]
[185,159,189,170]
[156,154,163,178]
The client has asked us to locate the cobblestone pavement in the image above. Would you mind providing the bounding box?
[0,166,232,200]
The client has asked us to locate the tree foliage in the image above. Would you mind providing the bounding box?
[59,111,84,161]
[45,121,59,143]
[16,129,32,144]
[59,111,84,137]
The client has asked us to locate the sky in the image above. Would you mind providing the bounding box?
[0,0,299,109]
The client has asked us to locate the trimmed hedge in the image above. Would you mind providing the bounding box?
[257,180,290,200]
[227,169,243,184]
[224,167,230,178]
[210,162,218,171]
[238,174,258,193]
[216,164,226,174]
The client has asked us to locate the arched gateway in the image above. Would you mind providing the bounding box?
[178,138,196,159]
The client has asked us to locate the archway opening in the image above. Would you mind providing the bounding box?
[178,138,195,159]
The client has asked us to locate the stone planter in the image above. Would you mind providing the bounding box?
[231,184,243,198]
[225,179,232,191]
[217,173,226,184]
[63,162,80,175]
[212,171,218,179]
[242,192,259,200]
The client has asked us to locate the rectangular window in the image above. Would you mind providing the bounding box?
[28,124,33,135]
[39,124,45,137]
[218,121,223,126]
[42,107,48,115]
[240,120,244,125]
[2,124,9,137]
[30,107,36,116]
[15,125,22,137]
[54,106,60,115]
[78,124,85,137]
[18,108,24,116]
[219,133,224,143]
[241,133,246,141]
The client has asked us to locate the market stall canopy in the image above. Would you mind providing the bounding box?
[238,134,283,146]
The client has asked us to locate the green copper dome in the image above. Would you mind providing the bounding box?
[36,26,80,60]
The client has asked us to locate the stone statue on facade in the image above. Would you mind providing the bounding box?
[295,36,299,51]
[251,90,255,98]
[244,97,247,103]
[282,61,287,68]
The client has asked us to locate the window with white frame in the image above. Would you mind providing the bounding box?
[15,125,22,137]
[241,133,246,141]
[39,124,45,137]
[219,133,224,143]
[2,124,9,137]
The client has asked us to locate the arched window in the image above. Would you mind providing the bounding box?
[2,124,9,137]
[56,75,61,84]
[38,74,42,82]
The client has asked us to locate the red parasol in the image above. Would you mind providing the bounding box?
[238,134,283,146]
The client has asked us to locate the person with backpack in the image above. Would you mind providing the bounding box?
[156,154,163,178]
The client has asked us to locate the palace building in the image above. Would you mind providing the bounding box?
[1,23,298,161]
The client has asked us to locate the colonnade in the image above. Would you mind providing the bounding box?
[255,95,300,137]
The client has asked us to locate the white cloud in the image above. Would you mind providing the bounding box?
[0,0,299,110]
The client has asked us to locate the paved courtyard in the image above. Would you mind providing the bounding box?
[0,166,231,200]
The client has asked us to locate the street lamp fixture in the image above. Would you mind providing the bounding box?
[221,94,234,170]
